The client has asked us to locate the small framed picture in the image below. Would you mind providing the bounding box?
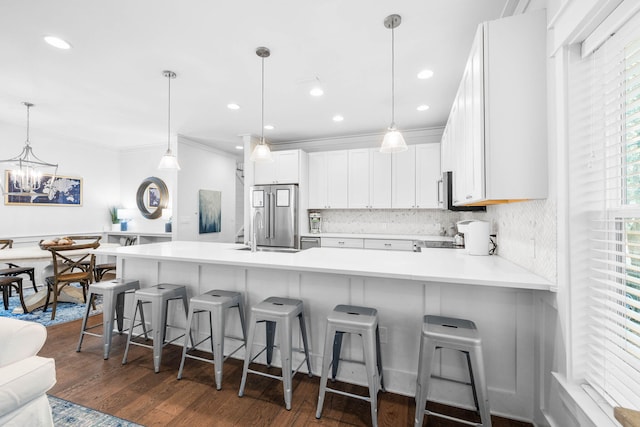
[148,185,160,207]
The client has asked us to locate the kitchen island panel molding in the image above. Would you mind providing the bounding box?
[99,242,549,421]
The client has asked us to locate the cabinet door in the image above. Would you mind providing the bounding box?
[391,145,416,208]
[275,150,300,184]
[370,149,392,208]
[254,158,277,184]
[415,144,441,208]
[308,152,327,208]
[325,151,348,208]
[467,27,485,203]
[348,149,371,208]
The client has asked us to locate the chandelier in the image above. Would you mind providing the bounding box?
[1,102,58,196]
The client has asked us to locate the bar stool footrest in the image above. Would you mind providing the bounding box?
[425,409,483,427]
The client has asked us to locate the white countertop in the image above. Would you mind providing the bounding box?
[301,233,454,241]
[95,241,554,291]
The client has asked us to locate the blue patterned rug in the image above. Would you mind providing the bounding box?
[0,286,102,327]
[49,395,143,426]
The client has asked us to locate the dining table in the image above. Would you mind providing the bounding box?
[0,243,119,313]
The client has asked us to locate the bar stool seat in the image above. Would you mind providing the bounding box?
[76,279,143,359]
[316,304,384,427]
[177,289,247,390]
[122,284,191,373]
[414,315,492,427]
[0,276,27,313]
[238,296,312,410]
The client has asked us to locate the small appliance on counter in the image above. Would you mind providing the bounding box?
[309,212,322,234]
[457,220,491,255]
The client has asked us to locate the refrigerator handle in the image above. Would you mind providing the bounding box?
[269,191,276,239]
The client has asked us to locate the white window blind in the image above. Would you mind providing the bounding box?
[585,15,640,409]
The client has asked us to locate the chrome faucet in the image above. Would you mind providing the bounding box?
[251,210,263,252]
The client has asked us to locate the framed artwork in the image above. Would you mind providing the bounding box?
[4,171,82,206]
[199,189,221,234]
[148,185,160,207]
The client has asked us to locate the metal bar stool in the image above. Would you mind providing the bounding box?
[177,289,247,390]
[238,296,312,410]
[415,315,492,427]
[0,276,27,313]
[122,284,191,373]
[316,304,384,427]
[76,279,146,359]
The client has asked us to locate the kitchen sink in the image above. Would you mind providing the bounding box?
[235,246,299,253]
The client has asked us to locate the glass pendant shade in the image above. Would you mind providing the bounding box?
[380,124,408,153]
[250,139,273,162]
[158,148,181,170]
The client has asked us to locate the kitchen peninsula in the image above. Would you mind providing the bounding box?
[95,241,553,421]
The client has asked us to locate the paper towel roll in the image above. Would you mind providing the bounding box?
[466,221,490,256]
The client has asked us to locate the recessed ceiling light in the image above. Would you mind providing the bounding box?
[417,69,434,79]
[227,103,240,110]
[332,115,344,122]
[44,36,71,50]
[417,105,430,111]
[264,124,274,130]
[310,87,324,97]
[235,145,244,150]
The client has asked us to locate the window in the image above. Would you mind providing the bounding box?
[576,16,640,409]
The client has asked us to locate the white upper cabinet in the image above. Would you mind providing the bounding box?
[308,151,348,209]
[445,10,547,206]
[254,149,301,184]
[392,144,440,208]
[348,148,392,209]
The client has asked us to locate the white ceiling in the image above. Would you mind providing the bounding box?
[0,1,513,156]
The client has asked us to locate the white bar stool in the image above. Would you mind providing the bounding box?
[76,279,145,359]
[177,289,247,390]
[122,283,191,373]
[415,315,492,427]
[238,296,312,410]
[316,304,384,427]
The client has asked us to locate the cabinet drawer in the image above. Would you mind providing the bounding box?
[321,237,364,249]
[364,239,414,251]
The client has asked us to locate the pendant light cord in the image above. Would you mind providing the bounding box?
[261,56,265,143]
[391,24,395,125]
[25,103,31,145]
[167,74,171,151]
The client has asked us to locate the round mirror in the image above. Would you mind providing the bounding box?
[136,176,169,219]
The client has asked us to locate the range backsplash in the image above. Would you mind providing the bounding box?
[316,199,556,283]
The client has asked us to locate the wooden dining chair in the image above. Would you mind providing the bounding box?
[94,236,137,281]
[44,241,100,320]
[0,239,38,294]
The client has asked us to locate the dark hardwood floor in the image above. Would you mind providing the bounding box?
[41,316,533,426]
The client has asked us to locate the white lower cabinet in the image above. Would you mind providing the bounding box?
[363,239,414,251]
[321,237,364,249]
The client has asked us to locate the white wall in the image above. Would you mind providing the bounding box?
[0,121,119,240]
[174,137,237,243]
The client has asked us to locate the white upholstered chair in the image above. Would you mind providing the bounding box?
[0,317,56,426]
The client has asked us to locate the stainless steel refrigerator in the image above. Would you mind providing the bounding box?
[250,184,299,249]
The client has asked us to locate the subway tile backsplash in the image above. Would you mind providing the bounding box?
[316,199,556,283]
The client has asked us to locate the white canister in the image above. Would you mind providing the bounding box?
[466,220,490,256]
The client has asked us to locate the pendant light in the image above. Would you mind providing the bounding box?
[380,14,408,153]
[250,47,274,163]
[158,70,181,170]
[0,102,58,196]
